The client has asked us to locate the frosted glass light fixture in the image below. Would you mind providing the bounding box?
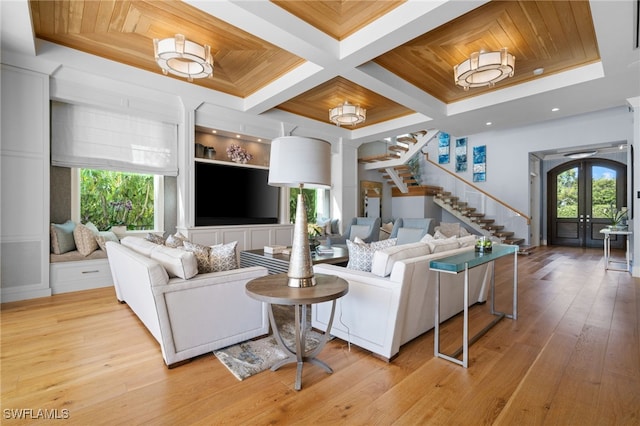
[454,48,515,90]
[329,101,366,126]
[153,34,213,82]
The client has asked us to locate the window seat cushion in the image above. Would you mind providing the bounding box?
[50,249,107,263]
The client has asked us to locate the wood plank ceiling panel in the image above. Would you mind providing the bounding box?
[29,0,305,98]
[271,0,405,40]
[275,76,414,127]
[373,0,600,104]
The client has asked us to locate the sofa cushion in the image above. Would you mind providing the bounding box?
[150,245,198,279]
[457,235,477,248]
[73,222,99,256]
[209,241,238,272]
[435,222,460,238]
[121,236,158,257]
[371,241,431,277]
[346,238,397,272]
[349,224,371,241]
[396,227,426,245]
[426,236,460,253]
[50,220,77,254]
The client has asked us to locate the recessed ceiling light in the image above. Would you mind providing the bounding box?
[236,134,241,138]
[533,68,544,75]
[212,130,217,133]
[486,122,492,126]
[257,138,262,142]
[551,107,560,112]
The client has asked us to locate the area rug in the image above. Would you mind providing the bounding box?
[213,305,323,381]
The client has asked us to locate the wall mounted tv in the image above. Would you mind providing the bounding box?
[195,161,280,226]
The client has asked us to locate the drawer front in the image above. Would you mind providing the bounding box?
[51,260,112,283]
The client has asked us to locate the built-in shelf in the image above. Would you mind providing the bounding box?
[194,157,269,170]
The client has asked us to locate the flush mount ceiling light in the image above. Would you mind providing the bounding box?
[454,48,515,90]
[153,34,213,82]
[564,150,598,159]
[329,101,366,127]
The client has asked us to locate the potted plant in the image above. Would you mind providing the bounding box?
[606,203,628,230]
[109,200,132,236]
[308,223,323,252]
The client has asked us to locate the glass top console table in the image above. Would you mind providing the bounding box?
[599,228,632,272]
[429,244,518,368]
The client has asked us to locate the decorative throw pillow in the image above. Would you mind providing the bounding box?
[96,231,119,252]
[145,232,166,245]
[209,241,238,272]
[436,222,460,238]
[165,232,188,248]
[183,241,212,273]
[50,220,77,254]
[346,238,397,272]
[73,223,99,256]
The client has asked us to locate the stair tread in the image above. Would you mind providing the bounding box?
[397,136,417,144]
[389,145,409,152]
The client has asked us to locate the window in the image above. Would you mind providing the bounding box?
[288,188,330,224]
[72,168,164,232]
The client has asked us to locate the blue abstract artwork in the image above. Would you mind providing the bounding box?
[438,132,450,164]
[473,145,486,182]
[455,138,467,172]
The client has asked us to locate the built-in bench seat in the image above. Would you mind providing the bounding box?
[50,250,112,294]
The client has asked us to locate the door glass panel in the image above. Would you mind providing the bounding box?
[591,166,616,218]
[556,167,578,218]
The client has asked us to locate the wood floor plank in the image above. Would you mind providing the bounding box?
[1,246,639,424]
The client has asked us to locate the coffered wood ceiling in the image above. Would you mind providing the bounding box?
[28,0,601,129]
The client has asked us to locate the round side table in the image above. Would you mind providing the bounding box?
[245,273,348,390]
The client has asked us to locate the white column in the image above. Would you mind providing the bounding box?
[629,97,640,277]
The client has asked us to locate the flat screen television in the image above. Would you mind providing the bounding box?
[195,161,280,226]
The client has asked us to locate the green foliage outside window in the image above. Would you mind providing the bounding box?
[556,166,618,219]
[80,169,155,231]
[289,188,317,224]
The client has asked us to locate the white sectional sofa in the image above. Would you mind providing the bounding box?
[312,241,492,360]
[106,237,269,367]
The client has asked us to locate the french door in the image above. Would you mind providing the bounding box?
[548,159,626,248]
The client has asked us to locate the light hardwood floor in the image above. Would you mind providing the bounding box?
[1,246,639,425]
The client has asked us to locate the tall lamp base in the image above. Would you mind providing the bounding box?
[287,188,316,287]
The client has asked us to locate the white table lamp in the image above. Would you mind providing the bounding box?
[268,136,331,287]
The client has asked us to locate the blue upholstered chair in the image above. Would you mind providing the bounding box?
[326,217,381,246]
[390,218,434,245]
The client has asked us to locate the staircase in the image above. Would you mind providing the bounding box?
[433,190,528,247]
[359,130,534,253]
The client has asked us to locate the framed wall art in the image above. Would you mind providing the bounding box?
[455,137,467,172]
[438,132,450,164]
[473,145,486,182]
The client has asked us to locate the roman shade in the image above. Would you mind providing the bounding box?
[51,101,178,176]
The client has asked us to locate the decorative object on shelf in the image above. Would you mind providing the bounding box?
[153,34,213,82]
[606,204,628,230]
[329,101,366,127]
[473,145,486,182]
[475,236,492,253]
[204,146,216,159]
[454,48,515,90]
[269,136,331,287]
[438,132,450,164]
[110,225,127,238]
[455,137,467,172]
[226,144,253,164]
[195,143,205,158]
